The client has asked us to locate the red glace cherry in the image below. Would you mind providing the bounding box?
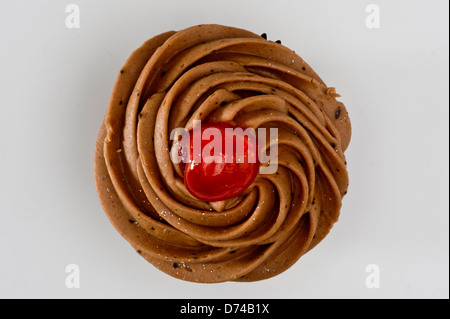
[180,122,260,202]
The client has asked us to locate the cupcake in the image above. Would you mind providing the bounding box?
[94,24,351,283]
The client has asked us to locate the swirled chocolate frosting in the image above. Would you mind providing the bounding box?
[94,24,351,283]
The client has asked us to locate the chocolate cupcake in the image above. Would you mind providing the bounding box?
[94,24,351,283]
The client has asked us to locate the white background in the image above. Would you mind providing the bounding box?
[0,0,448,299]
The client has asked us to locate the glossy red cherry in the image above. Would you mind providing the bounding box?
[181,122,260,202]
